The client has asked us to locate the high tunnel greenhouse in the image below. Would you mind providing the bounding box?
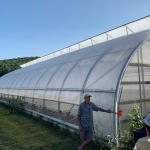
[0,29,150,138]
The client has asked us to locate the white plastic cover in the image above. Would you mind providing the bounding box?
[0,30,150,137]
[20,16,150,68]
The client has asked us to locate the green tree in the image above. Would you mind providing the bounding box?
[0,56,39,77]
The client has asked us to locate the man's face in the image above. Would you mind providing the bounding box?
[84,96,91,103]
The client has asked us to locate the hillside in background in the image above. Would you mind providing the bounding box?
[0,56,39,77]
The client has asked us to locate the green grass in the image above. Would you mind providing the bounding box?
[0,146,9,150]
[0,102,109,150]
[0,103,81,150]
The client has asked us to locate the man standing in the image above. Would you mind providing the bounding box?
[75,94,111,150]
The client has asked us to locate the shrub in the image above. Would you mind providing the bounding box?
[128,104,144,140]
[7,96,24,114]
[92,104,144,150]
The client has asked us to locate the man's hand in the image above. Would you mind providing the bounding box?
[79,125,82,131]
[106,109,111,113]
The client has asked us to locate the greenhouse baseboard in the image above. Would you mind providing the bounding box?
[0,99,79,133]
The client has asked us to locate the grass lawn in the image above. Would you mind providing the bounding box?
[0,103,81,150]
[0,103,108,150]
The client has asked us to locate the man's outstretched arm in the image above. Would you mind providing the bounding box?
[99,108,111,113]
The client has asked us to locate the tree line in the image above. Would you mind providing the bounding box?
[0,56,39,77]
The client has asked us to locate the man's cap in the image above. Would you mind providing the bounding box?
[84,94,92,98]
[144,114,150,126]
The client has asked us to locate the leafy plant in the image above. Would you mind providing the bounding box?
[91,104,144,150]
[128,104,144,140]
[109,104,144,149]
[7,96,24,114]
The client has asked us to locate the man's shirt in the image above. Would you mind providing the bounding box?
[77,101,100,127]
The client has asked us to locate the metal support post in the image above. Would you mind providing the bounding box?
[137,50,143,113]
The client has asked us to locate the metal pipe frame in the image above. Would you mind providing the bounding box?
[0,93,79,106]
[42,64,65,114]
[140,47,146,113]
[57,61,81,116]
[17,72,33,96]
[6,47,136,78]
[21,15,150,68]
[119,99,150,105]
[7,75,21,96]
[0,76,13,94]
[126,26,128,35]
[79,53,111,104]
[23,69,41,102]
[0,88,116,93]
[114,35,150,141]
[137,49,143,113]
[106,33,113,40]
[125,26,134,34]
[1,34,150,140]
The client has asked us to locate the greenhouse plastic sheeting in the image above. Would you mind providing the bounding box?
[0,30,150,137]
[20,15,150,67]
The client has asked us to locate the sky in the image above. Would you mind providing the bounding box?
[0,0,150,60]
